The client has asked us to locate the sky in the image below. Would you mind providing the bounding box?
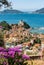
[1,0,44,11]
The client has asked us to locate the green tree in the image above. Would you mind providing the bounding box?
[23,22,30,29]
[19,20,30,29]
[0,21,11,30]
[33,37,41,46]
[0,32,4,47]
[0,0,11,8]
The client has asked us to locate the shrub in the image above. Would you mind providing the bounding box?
[0,46,30,65]
[0,21,11,30]
[0,32,4,47]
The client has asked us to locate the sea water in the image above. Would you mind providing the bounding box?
[0,13,44,34]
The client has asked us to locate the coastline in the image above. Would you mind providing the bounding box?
[0,13,44,34]
[29,27,44,34]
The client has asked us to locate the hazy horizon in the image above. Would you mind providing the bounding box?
[0,0,44,11]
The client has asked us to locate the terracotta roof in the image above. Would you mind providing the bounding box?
[34,44,40,47]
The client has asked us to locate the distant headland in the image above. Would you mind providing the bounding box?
[0,8,44,14]
[0,9,24,14]
[33,8,44,14]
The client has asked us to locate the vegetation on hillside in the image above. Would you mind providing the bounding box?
[0,31,4,47]
[0,21,11,30]
[23,22,30,29]
[33,37,41,46]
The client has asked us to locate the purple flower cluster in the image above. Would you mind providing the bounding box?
[22,54,30,60]
[0,46,30,65]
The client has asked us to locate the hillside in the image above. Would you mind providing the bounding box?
[0,9,23,14]
[35,8,44,13]
[0,21,11,30]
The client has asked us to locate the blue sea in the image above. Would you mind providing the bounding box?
[0,13,44,34]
